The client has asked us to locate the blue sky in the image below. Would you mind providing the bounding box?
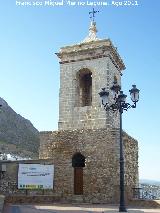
[0,0,160,181]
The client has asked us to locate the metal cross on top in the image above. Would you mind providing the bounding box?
[89,8,99,22]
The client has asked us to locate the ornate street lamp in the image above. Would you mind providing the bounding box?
[99,81,140,212]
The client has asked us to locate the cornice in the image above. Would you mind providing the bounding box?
[55,39,126,72]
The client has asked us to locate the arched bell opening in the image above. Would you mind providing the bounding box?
[76,69,92,107]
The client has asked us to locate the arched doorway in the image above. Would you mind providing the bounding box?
[72,153,85,195]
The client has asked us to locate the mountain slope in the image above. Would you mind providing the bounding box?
[0,97,39,158]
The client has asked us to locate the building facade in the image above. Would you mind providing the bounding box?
[39,21,139,203]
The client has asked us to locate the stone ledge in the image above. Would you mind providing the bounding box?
[5,195,62,204]
[128,199,160,208]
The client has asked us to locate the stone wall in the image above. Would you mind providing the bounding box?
[0,128,138,204]
[57,39,125,131]
[39,128,138,204]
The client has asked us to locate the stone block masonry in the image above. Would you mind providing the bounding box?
[56,39,125,131]
[39,128,138,204]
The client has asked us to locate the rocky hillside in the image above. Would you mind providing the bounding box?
[0,97,40,159]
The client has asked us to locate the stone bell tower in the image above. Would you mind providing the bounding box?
[40,14,139,204]
[56,21,125,130]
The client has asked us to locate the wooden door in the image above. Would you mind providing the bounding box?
[74,167,83,195]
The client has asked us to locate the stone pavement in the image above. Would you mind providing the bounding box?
[3,204,160,213]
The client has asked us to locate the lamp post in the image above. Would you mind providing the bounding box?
[99,81,140,212]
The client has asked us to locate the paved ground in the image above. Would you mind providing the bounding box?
[3,204,160,213]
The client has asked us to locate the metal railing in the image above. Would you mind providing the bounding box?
[133,187,159,200]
